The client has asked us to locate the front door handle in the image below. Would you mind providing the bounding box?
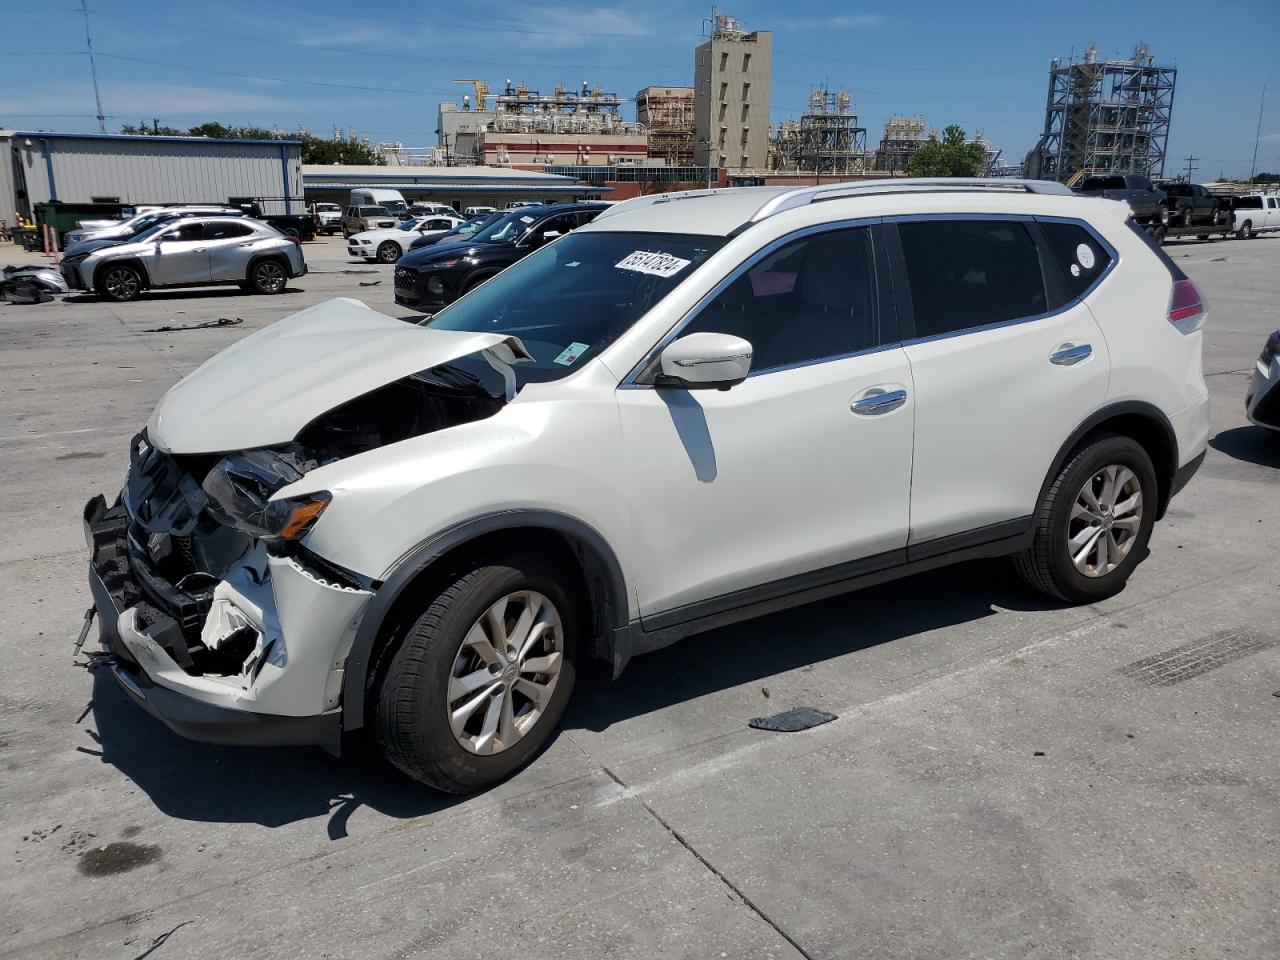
[851,389,907,415]
[1050,343,1092,366]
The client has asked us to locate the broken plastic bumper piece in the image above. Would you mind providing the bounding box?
[83,494,363,752]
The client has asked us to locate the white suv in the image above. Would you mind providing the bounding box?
[84,179,1209,792]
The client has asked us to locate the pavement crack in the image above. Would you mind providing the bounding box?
[602,765,817,960]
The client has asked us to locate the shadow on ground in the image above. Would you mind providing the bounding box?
[1210,425,1280,468]
[63,287,304,305]
[88,558,1061,830]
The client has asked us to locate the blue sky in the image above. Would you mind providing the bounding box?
[2,0,1278,178]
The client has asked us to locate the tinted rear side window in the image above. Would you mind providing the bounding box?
[1038,221,1114,299]
[1234,196,1263,209]
[897,220,1047,337]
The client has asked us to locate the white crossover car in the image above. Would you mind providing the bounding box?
[347,216,465,263]
[85,179,1209,792]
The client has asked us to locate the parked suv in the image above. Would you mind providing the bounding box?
[1077,174,1167,225]
[394,203,607,311]
[62,216,306,301]
[342,205,397,237]
[84,179,1208,793]
[1159,182,1229,228]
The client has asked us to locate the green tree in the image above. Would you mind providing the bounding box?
[116,121,386,165]
[907,124,989,177]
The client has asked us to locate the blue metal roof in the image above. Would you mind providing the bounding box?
[11,131,302,147]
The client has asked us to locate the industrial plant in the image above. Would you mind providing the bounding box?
[1025,43,1177,185]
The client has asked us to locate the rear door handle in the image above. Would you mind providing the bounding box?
[1050,343,1092,366]
[851,389,907,415]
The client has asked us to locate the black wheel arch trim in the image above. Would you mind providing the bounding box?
[245,252,291,282]
[1039,400,1180,520]
[340,509,629,731]
[94,257,151,290]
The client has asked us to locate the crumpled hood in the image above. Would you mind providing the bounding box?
[147,298,527,454]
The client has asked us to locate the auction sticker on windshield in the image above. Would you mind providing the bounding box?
[615,250,692,278]
[553,342,590,366]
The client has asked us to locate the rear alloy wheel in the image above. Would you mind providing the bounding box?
[1157,204,1169,226]
[1237,220,1254,240]
[1014,433,1157,602]
[375,554,579,793]
[249,259,287,295]
[1181,208,1194,228]
[376,240,401,264]
[97,264,142,302]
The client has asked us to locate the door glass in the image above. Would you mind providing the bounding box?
[897,220,1047,337]
[204,221,253,241]
[680,227,878,372]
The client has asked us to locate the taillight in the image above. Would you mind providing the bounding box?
[1168,278,1206,334]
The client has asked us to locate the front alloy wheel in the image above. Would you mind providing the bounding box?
[99,265,141,302]
[1068,465,1142,577]
[447,591,564,756]
[376,240,400,264]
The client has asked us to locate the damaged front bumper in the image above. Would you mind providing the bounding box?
[84,493,373,753]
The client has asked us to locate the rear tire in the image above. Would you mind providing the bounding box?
[1237,220,1254,240]
[376,240,400,264]
[375,553,580,793]
[1157,203,1169,226]
[1014,433,1157,603]
[95,264,142,302]
[248,258,288,295]
[1180,208,1193,228]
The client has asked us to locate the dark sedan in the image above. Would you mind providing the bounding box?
[394,203,607,311]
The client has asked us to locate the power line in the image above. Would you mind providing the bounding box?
[79,0,105,132]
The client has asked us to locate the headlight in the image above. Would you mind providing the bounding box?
[202,450,329,541]
[1261,330,1280,367]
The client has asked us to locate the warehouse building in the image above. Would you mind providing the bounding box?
[301,164,607,210]
[2,131,303,221]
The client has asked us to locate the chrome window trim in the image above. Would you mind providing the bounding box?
[621,216,887,389]
[888,213,1120,349]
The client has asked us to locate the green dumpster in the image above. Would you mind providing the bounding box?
[34,201,133,250]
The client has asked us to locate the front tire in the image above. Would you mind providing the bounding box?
[376,240,400,264]
[1014,433,1157,603]
[96,264,142,302]
[1180,208,1193,228]
[375,554,580,793]
[1157,203,1169,226]
[248,258,288,295]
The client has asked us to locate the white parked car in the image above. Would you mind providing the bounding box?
[1229,194,1280,240]
[1246,330,1280,436]
[64,206,241,247]
[409,202,461,218]
[347,216,465,263]
[85,179,1209,793]
[464,206,497,218]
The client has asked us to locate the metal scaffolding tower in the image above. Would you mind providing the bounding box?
[1028,43,1176,185]
[772,88,868,174]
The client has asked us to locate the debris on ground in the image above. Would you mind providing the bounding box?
[358,280,382,286]
[748,706,837,732]
[142,317,243,333]
[1210,256,1229,262]
[131,920,193,960]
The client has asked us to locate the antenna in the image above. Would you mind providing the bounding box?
[80,0,106,133]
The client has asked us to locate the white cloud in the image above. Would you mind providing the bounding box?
[785,14,887,30]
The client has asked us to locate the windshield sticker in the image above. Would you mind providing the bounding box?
[553,342,590,366]
[1070,263,1081,277]
[520,216,535,223]
[615,250,693,278]
[1076,243,1096,270]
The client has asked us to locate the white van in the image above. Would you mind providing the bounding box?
[349,188,407,216]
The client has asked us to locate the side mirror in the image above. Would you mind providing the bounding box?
[656,332,752,391]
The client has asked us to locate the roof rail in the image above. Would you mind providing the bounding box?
[591,186,766,221]
[748,177,1074,222]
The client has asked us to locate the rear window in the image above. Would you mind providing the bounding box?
[1038,221,1114,298]
[1081,176,1125,191]
[1234,196,1263,209]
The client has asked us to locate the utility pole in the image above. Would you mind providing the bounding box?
[1183,155,1198,182]
[1250,84,1266,182]
[80,0,106,133]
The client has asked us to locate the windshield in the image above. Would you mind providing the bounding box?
[398,219,425,231]
[131,221,175,242]
[421,231,726,383]
[471,211,544,245]
[360,206,390,217]
[122,213,172,236]
[317,204,339,212]
[381,200,407,214]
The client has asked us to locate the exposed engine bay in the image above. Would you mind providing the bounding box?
[108,354,513,681]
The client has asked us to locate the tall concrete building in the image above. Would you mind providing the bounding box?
[694,14,772,171]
